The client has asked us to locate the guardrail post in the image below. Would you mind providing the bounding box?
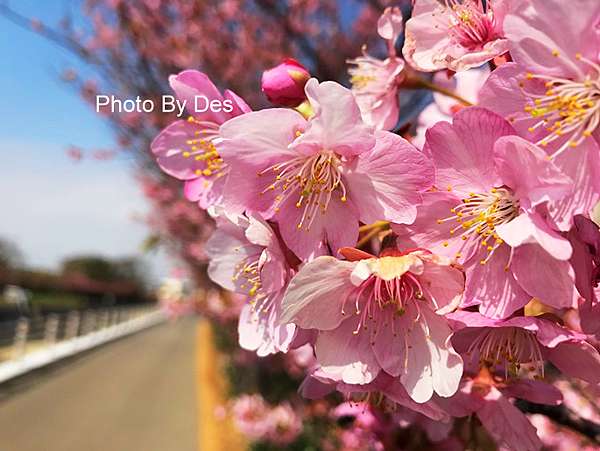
[81,311,97,335]
[12,317,29,359]
[65,311,80,339]
[44,314,59,344]
[99,310,109,330]
[109,309,118,326]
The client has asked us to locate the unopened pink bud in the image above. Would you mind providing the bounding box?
[261,58,310,107]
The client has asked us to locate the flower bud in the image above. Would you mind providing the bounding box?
[261,58,310,107]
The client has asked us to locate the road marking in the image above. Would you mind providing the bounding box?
[196,319,246,451]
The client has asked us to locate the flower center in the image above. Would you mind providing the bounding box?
[437,187,520,264]
[343,257,425,335]
[232,257,261,297]
[348,52,401,94]
[260,151,348,231]
[467,327,544,378]
[522,52,600,158]
[349,70,377,90]
[182,117,225,178]
[446,0,498,50]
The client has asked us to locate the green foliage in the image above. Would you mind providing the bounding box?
[29,291,88,310]
[60,254,149,292]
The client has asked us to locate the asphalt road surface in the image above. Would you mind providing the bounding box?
[0,318,198,451]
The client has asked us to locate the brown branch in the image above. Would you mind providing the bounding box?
[516,400,600,444]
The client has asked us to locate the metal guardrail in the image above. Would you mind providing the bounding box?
[0,307,166,384]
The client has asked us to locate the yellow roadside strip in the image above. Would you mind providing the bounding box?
[196,319,246,451]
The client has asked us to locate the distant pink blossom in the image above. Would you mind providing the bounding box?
[231,395,302,445]
[413,66,490,148]
[66,146,83,162]
[264,403,303,445]
[403,0,511,72]
[231,394,271,439]
[348,7,405,130]
[219,78,434,259]
[330,402,386,451]
[280,245,464,403]
[200,289,245,323]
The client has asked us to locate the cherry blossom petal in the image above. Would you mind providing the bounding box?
[151,120,203,180]
[343,131,434,225]
[425,108,514,197]
[504,0,600,79]
[419,256,465,314]
[294,79,375,157]
[494,135,573,207]
[477,386,543,451]
[315,315,381,385]
[169,70,229,123]
[464,245,531,319]
[279,256,357,330]
[544,341,600,384]
[502,379,562,405]
[511,244,576,309]
[495,214,572,261]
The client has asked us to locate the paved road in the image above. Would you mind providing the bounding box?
[0,318,198,451]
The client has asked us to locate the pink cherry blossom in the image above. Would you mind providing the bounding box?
[219,78,434,260]
[437,372,559,451]
[231,395,302,445]
[280,245,464,403]
[205,209,295,356]
[394,107,577,318]
[231,394,271,439]
[449,310,600,384]
[328,402,387,451]
[347,7,406,130]
[479,0,600,228]
[264,403,303,445]
[151,70,251,209]
[403,0,511,72]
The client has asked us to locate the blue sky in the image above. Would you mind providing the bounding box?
[0,1,171,282]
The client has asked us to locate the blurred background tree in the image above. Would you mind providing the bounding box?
[0,238,24,272]
[61,255,147,286]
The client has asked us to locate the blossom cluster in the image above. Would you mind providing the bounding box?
[151,1,600,449]
[231,394,303,446]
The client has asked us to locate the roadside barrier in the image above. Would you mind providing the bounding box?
[0,306,166,384]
